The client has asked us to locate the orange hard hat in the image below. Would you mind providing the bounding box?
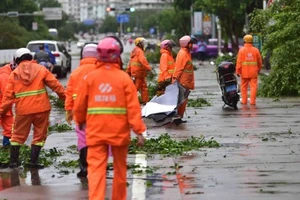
[243,34,253,43]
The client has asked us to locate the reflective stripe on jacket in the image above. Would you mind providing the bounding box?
[87,107,127,114]
[0,61,65,115]
[126,47,151,78]
[173,48,195,90]
[158,49,175,82]
[236,43,262,78]
[0,64,13,116]
[73,62,146,146]
[15,88,46,98]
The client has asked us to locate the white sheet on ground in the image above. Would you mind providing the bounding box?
[142,82,180,117]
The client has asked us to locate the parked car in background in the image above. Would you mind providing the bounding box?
[26,40,67,78]
[191,38,233,60]
[48,28,58,37]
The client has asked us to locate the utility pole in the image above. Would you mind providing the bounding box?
[215,17,222,56]
[190,0,194,35]
[263,0,267,10]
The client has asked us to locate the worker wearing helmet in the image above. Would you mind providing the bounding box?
[73,37,146,200]
[172,35,197,123]
[156,39,176,96]
[65,44,99,177]
[0,48,65,168]
[0,60,18,147]
[236,34,262,105]
[126,37,152,104]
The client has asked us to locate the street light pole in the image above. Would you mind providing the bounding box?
[120,21,123,38]
[190,0,194,35]
[215,17,222,56]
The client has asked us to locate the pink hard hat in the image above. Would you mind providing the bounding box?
[160,39,176,49]
[179,35,191,48]
[82,44,98,58]
[97,37,121,63]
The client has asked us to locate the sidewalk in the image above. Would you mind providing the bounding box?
[0,62,299,200]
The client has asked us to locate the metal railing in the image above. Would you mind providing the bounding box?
[0,49,16,65]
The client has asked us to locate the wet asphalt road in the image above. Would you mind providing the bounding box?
[0,43,300,200]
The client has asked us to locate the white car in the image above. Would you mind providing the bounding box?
[26,40,67,78]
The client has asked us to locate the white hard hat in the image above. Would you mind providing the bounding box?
[14,48,31,60]
[14,48,32,64]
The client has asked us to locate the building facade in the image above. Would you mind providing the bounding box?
[57,0,173,22]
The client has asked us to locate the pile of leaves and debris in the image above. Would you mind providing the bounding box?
[187,98,212,107]
[129,133,219,156]
[48,123,73,132]
[0,146,62,168]
[0,133,218,168]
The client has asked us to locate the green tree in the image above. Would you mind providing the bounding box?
[250,0,300,97]
[0,0,70,49]
[99,15,119,33]
[173,0,193,36]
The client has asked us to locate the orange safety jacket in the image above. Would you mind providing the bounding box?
[236,43,262,78]
[173,48,195,90]
[65,57,98,111]
[0,61,65,116]
[73,62,146,147]
[126,47,151,78]
[158,49,175,83]
[0,64,13,116]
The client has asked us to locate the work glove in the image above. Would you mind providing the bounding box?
[136,134,145,147]
[65,110,73,125]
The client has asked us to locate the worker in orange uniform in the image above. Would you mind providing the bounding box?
[126,37,152,104]
[236,34,262,105]
[0,48,65,168]
[65,44,98,177]
[172,35,198,124]
[73,37,146,200]
[156,39,176,96]
[0,61,17,146]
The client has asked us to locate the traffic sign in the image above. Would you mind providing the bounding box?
[252,34,262,52]
[117,14,129,23]
[43,7,62,20]
[32,22,38,31]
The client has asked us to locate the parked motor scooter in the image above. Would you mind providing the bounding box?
[211,60,240,110]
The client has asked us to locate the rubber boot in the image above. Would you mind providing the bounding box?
[9,145,20,168]
[25,145,44,169]
[77,147,88,177]
[173,118,187,126]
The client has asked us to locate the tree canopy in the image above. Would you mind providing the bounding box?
[0,0,73,49]
[250,0,300,97]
